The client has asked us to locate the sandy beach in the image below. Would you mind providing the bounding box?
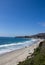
[0,39,43,65]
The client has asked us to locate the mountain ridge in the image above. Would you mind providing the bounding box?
[16,33,45,39]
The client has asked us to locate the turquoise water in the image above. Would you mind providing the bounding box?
[0,37,36,54]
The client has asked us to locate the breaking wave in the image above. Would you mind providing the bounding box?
[0,39,37,54]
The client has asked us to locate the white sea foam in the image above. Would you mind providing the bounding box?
[0,39,36,47]
[0,39,38,54]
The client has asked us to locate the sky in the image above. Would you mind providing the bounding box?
[0,0,45,37]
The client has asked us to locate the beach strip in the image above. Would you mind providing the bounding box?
[0,39,43,65]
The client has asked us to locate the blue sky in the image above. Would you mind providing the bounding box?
[0,0,45,36]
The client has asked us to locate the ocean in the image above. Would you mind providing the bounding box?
[0,37,37,54]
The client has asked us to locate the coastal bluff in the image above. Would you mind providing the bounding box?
[16,33,45,39]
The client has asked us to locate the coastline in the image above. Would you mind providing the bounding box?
[0,39,43,65]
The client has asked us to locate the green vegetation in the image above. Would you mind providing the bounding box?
[18,41,45,65]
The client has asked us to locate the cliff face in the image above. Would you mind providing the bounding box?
[16,33,45,39]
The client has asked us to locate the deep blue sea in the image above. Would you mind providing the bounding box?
[0,37,37,54]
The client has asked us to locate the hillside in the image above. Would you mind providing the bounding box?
[16,33,45,39]
[18,41,45,65]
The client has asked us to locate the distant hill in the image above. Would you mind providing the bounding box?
[16,33,45,39]
[31,33,45,39]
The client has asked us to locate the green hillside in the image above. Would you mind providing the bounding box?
[18,41,45,65]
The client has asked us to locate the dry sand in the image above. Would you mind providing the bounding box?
[0,39,43,65]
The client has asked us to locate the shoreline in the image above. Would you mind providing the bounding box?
[0,39,43,65]
[0,39,40,56]
[0,38,34,55]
